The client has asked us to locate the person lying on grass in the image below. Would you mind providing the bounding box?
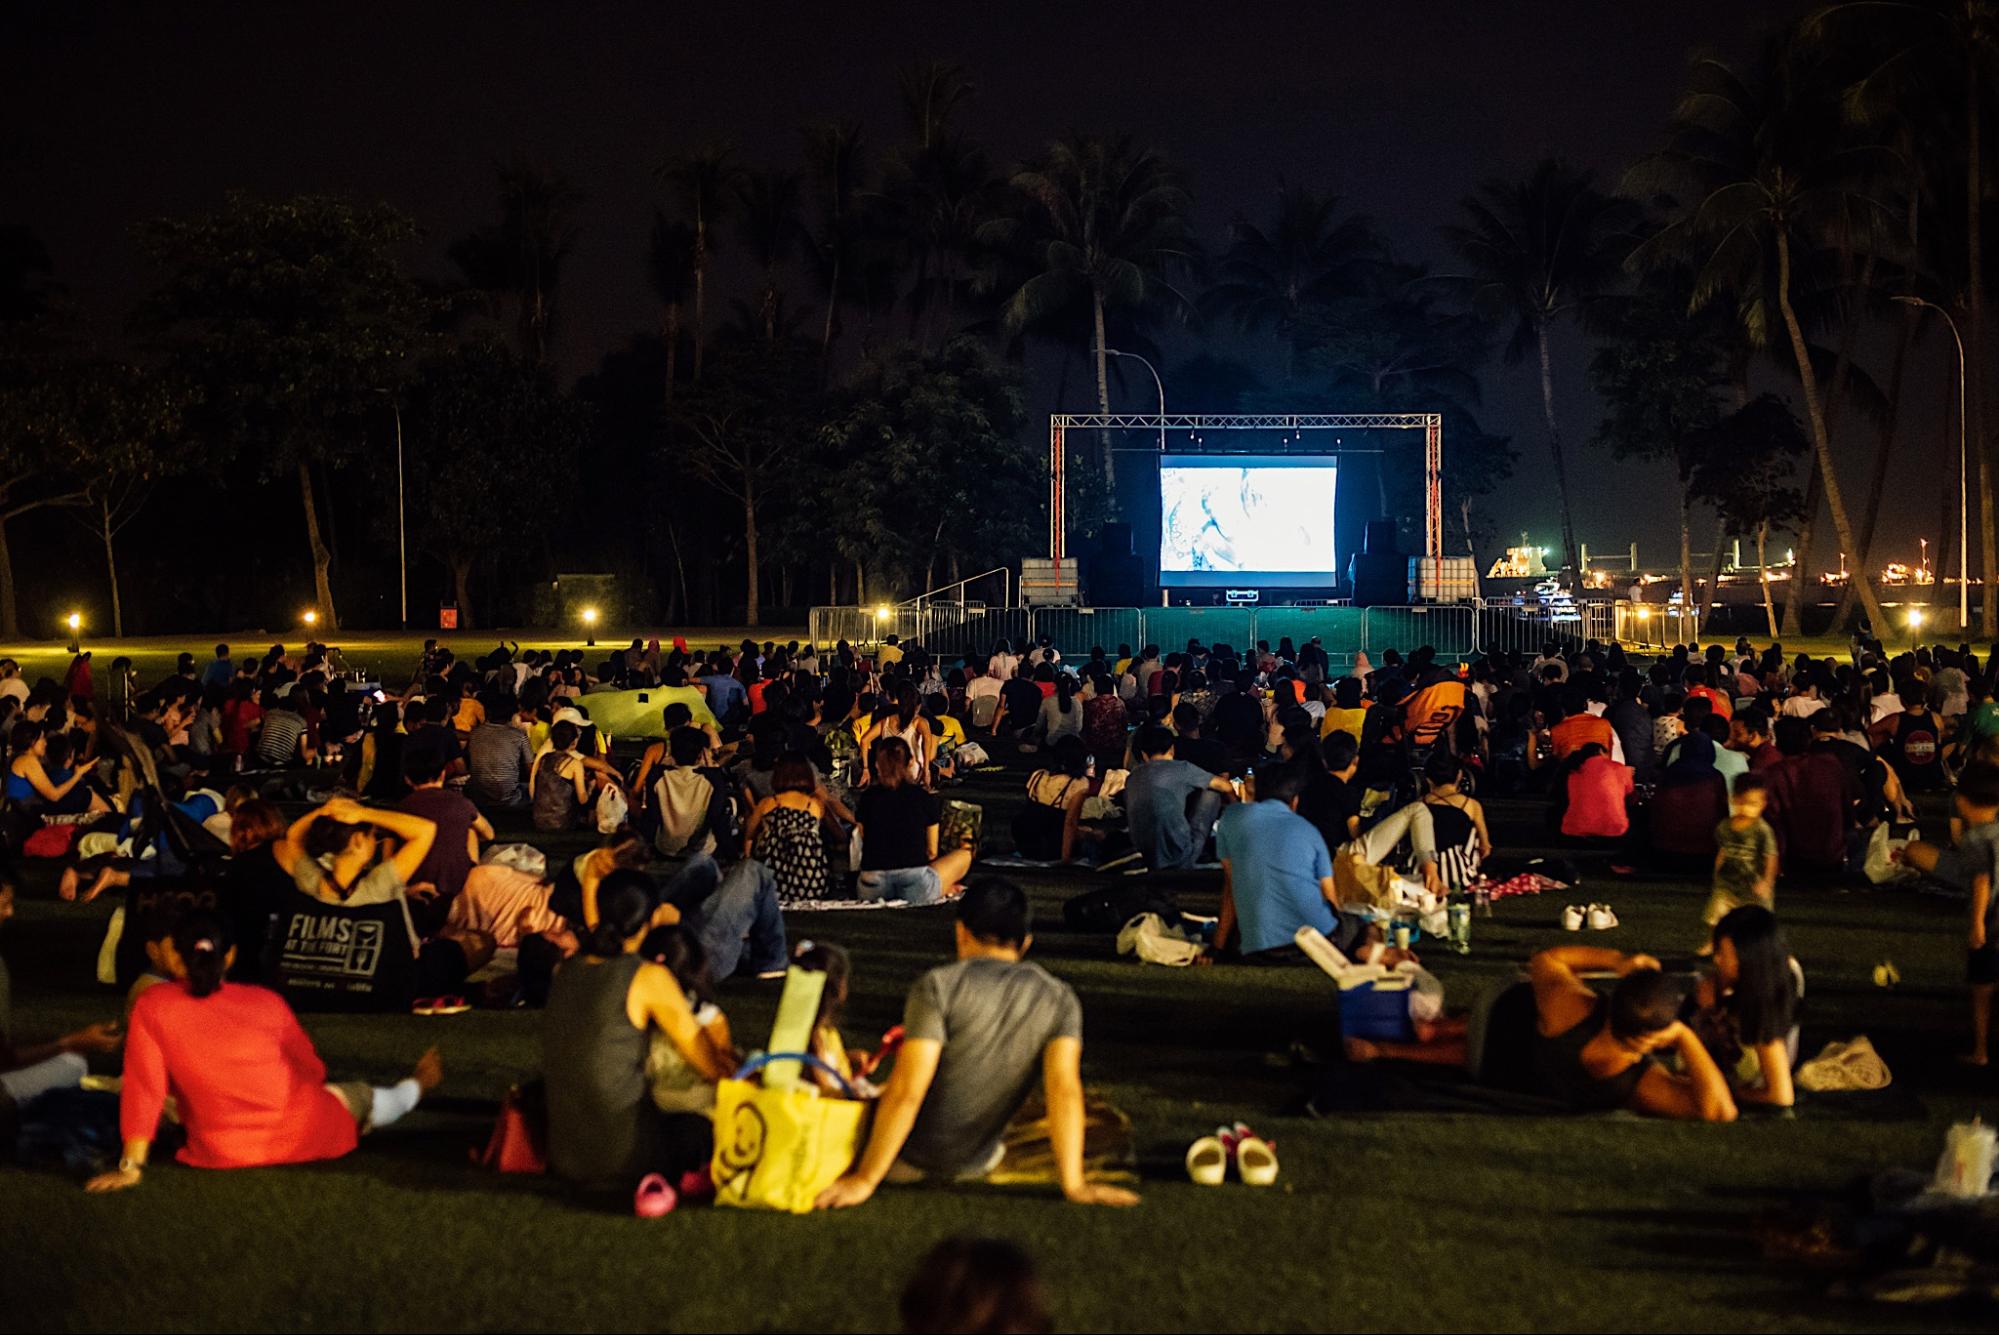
[1529,945,1737,1122]
[85,910,441,1193]
[816,878,1139,1209]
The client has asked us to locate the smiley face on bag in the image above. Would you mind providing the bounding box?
[716,1103,768,1182]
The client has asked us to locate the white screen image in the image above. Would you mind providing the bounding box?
[1158,457,1337,586]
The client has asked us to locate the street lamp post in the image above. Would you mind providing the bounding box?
[1893,296,1968,632]
[1103,348,1165,453]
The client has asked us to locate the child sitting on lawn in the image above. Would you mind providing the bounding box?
[641,925,736,1116]
[1701,772,1777,955]
[792,940,878,1096]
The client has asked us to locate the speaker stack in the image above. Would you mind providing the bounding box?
[1346,518,1403,607]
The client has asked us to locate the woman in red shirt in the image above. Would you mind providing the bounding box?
[85,912,440,1193]
[1559,744,1636,841]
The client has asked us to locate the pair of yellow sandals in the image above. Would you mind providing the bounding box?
[1185,1122,1278,1187]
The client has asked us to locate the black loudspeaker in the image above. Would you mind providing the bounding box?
[1347,552,1404,608]
[1090,553,1150,607]
[1363,519,1399,555]
[1099,522,1134,557]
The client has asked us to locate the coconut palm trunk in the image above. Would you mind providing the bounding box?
[692,217,708,383]
[1775,229,1886,637]
[1757,521,1778,638]
[1535,322,1580,573]
[1679,494,1694,632]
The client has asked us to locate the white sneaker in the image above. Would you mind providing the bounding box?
[1587,904,1619,931]
[1561,905,1585,932]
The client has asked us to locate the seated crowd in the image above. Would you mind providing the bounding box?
[0,627,1992,1213]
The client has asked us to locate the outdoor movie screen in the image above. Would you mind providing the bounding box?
[1157,455,1339,588]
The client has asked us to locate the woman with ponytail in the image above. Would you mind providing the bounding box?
[86,911,441,1193]
[542,869,731,1187]
[858,682,935,790]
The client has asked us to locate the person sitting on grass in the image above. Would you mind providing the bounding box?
[1528,945,1737,1121]
[1013,736,1097,865]
[531,720,597,832]
[273,797,496,1004]
[1686,906,1800,1107]
[0,877,123,1109]
[815,878,1139,1209]
[639,924,737,1120]
[1122,724,1236,872]
[464,689,533,810]
[746,753,837,902]
[791,940,874,1096]
[853,736,972,905]
[85,910,442,1193]
[1216,761,1361,960]
[543,871,730,1190]
[6,720,105,817]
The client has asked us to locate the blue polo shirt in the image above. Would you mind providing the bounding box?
[1217,800,1336,954]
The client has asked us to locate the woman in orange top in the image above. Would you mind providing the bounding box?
[86,912,440,1193]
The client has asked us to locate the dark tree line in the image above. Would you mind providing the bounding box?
[1,9,1993,635]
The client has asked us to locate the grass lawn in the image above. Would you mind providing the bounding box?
[3,743,1996,1333]
[0,627,807,693]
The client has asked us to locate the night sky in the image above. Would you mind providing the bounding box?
[5,0,1949,571]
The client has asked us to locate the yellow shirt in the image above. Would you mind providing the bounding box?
[1321,705,1368,742]
[876,643,904,666]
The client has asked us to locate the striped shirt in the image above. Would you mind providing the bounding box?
[254,709,307,766]
[465,722,533,807]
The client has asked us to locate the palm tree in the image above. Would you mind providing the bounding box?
[1204,181,1383,375]
[985,134,1198,494]
[1810,0,1999,632]
[1439,159,1640,574]
[735,171,806,345]
[448,159,582,365]
[646,214,695,403]
[1628,40,1898,638]
[898,58,976,152]
[803,119,865,365]
[657,144,740,381]
[891,134,1003,348]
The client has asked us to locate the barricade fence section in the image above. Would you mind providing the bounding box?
[810,597,1704,666]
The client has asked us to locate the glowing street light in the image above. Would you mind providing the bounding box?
[302,609,319,630]
[1908,608,1926,631]
[65,610,82,654]
[582,605,600,647]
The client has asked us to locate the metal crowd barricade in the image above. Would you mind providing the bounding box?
[809,593,1703,664]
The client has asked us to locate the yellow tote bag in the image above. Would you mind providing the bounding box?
[711,1053,867,1214]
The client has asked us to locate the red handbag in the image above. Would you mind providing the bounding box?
[22,823,81,859]
[474,1083,547,1174]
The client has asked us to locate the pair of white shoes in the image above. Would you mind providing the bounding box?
[1561,903,1618,932]
[1186,1122,1278,1187]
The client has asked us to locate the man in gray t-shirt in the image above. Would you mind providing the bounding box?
[814,879,1138,1211]
[1123,726,1235,870]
